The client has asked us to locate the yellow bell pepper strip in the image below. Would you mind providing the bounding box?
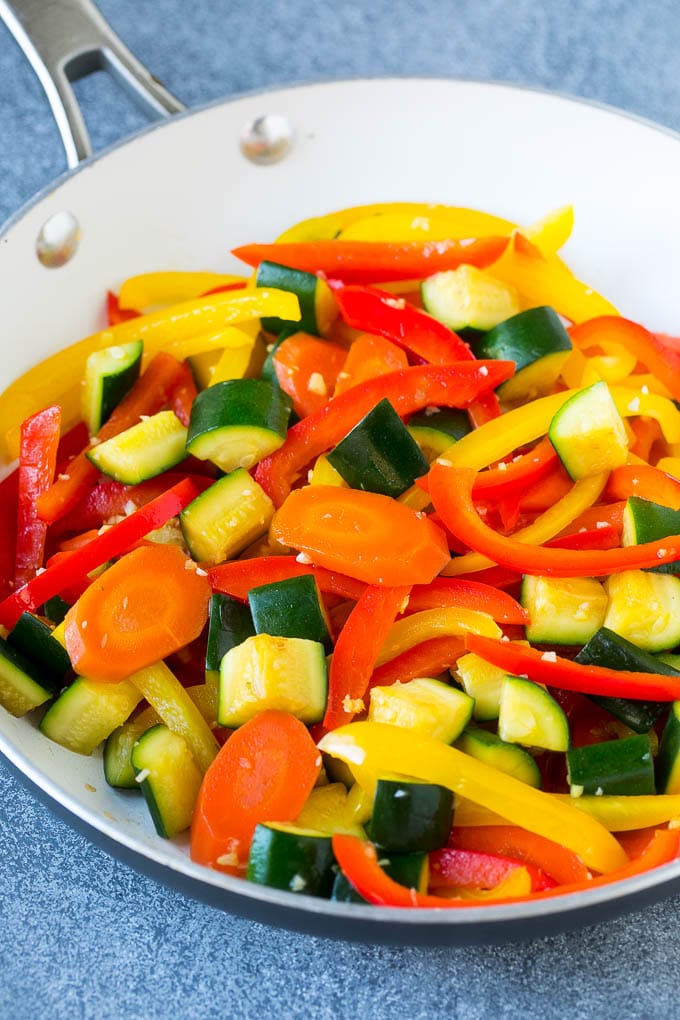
[430,463,680,577]
[465,633,680,701]
[375,607,501,666]
[0,288,300,464]
[118,272,246,310]
[570,317,680,403]
[319,723,628,873]
[522,205,574,255]
[254,360,514,507]
[552,794,680,831]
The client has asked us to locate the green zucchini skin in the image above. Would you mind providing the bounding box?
[179,468,275,565]
[407,407,472,443]
[656,702,680,793]
[247,823,336,896]
[368,778,455,853]
[566,734,655,796]
[474,305,571,368]
[7,612,72,688]
[82,340,143,434]
[131,724,203,838]
[0,636,56,716]
[256,261,335,336]
[331,851,428,903]
[41,595,71,625]
[456,727,541,788]
[249,574,332,651]
[576,627,671,732]
[327,398,429,498]
[87,410,188,484]
[205,593,256,671]
[623,497,680,574]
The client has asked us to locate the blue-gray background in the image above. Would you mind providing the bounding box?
[2,2,680,1017]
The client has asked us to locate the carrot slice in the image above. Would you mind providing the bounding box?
[64,544,211,682]
[333,333,408,395]
[271,486,450,586]
[272,333,347,417]
[190,709,321,871]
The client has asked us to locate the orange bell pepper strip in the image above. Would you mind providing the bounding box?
[333,333,408,396]
[272,333,348,417]
[255,361,514,507]
[604,464,680,510]
[64,544,211,683]
[208,555,366,603]
[557,502,625,539]
[406,577,528,625]
[190,710,321,872]
[546,525,621,551]
[570,317,680,402]
[232,236,508,283]
[446,826,589,885]
[14,405,61,587]
[368,636,466,689]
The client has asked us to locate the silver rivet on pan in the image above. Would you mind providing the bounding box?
[240,114,293,164]
[36,211,81,267]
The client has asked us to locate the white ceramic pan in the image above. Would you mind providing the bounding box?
[2,0,680,946]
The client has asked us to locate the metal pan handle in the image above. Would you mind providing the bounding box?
[0,0,185,167]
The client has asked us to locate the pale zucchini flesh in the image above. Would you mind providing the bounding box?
[368,677,474,743]
[86,409,188,484]
[498,675,570,752]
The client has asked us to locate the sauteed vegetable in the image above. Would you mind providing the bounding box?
[2,201,680,908]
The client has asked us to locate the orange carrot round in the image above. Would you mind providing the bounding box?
[64,544,211,682]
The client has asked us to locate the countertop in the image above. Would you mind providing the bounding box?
[2,1,680,1017]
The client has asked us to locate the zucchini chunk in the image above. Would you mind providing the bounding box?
[87,410,188,484]
[247,822,335,896]
[407,407,472,462]
[327,398,429,498]
[456,727,541,788]
[131,724,203,838]
[368,777,455,853]
[603,569,680,652]
[548,380,629,480]
[622,497,680,574]
[218,633,327,727]
[295,782,365,837]
[104,704,160,789]
[186,379,292,473]
[256,261,337,337]
[367,676,474,744]
[498,675,569,752]
[249,574,332,651]
[41,595,71,625]
[331,851,428,903]
[454,651,507,721]
[566,734,655,797]
[521,575,608,646]
[81,340,143,434]
[180,468,275,565]
[39,677,143,755]
[421,265,520,332]
[205,593,256,674]
[7,612,72,688]
[656,702,680,794]
[0,636,57,717]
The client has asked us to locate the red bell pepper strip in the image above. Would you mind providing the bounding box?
[605,464,680,511]
[368,636,466,689]
[470,438,559,500]
[43,550,95,605]
[14,406,62,587]
[465,633,680,701]
[37,352,187,525]
[255,361,514,507]
[452,565,523,589]
[168,360,198,427]
[0,478,198,629]
[407,577,527,625]
[558,502,625,539]
[447,826,589,886]
[545,525,620,551]
[0,469,18,600]
[208,555,367,603]
[428,463,680,577]
[570,316,680,402]
[106,290,140,325]
[429,847,555,892]
[55,422,89,473]
[323,584,411,730]
[232,236,508,283]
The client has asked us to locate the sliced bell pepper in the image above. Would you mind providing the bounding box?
[255,361,514,507]
[570,317,680,402]
[552,794,680,831]
[446,826,589,885]
[545,525,620,551]
[0,469,18,600]
[0,477,198,629]
[376,608,501,666]
[465,633,680,701]
[319,723,628,872]
[558,501,625,539]
[406,577,528,624]
[167,360,198,427]
[333,333,408,395]
[272,333,348,417]
[429,847,554,892]
[14,405,61,587]
[106,290,140,325]
[368,636,466,689]
[208,555,366,603]
[605,464,680,511]
[118,272,247,310]
[469,438,559,500]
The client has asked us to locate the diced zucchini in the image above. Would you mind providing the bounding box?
[249,574,332,651]
[205,593,256,671]
[454,651,507,721]
[547,381,629,480]
[256,261,337,337]
[39,677,143,755]
[656,702,680,794]
[566,734,655,796]
[81,340,142,434]
[368,777,455,853]
[326,398,429,498]
[331,851,428,902]
[104,704,160,789]
[295,782,365,837]
[87,410,188,484]
[180,468,275,565]
[603,569,680,652]
[456,727,541,787]
[498,675,569,752]
[247,822,335,896]
[0,636,57,717]
[367,677,474,743]
[132,724,203,838]
[622,497,680,574]
[421,265,520,331]
[521,575,608,645]
[407,407,472,462]
[7,612,72,688]
[186,379,291,472]
[218,633,327,727]
[41,595,71,625]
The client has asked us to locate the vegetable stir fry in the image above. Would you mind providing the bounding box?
[2,201,680,908]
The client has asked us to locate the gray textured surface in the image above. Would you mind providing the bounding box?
[2,1,680,1017]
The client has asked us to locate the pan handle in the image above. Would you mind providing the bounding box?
[0,0,185,167]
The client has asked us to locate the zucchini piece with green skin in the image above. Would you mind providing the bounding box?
[603,569,680,652]
[566,734,655,797]
[421,265,521,332]
[656,702,680,793]
[498,675,569,752]
[622,497,680,574]
[41,595,71,625]
[131,724,203,838]
[186,379,292,473]
[81,340,143,434]
[521,575,608,646]
[547,380,629,480]
[247,822,336,896]
[407,407,472,462]
[456,727,541,788]
[104,704,160,788]
[249,574,332,651]
[326,398,429,498]
[473,306,572,403]
[256,261,337,337]
[368,777,455,853]
[87,410,188,484]
[7,612,72,687]
[218,633,327,727]
[180,468,275,565]
[454,651,506,721]
[40,677,143,755]
[576,627,670,733]
[331,851,428,903]
[367,676,474,744]
[0,636,56,717]
[205,593,256,673]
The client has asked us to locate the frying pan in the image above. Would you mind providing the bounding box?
[2,0,680,946]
